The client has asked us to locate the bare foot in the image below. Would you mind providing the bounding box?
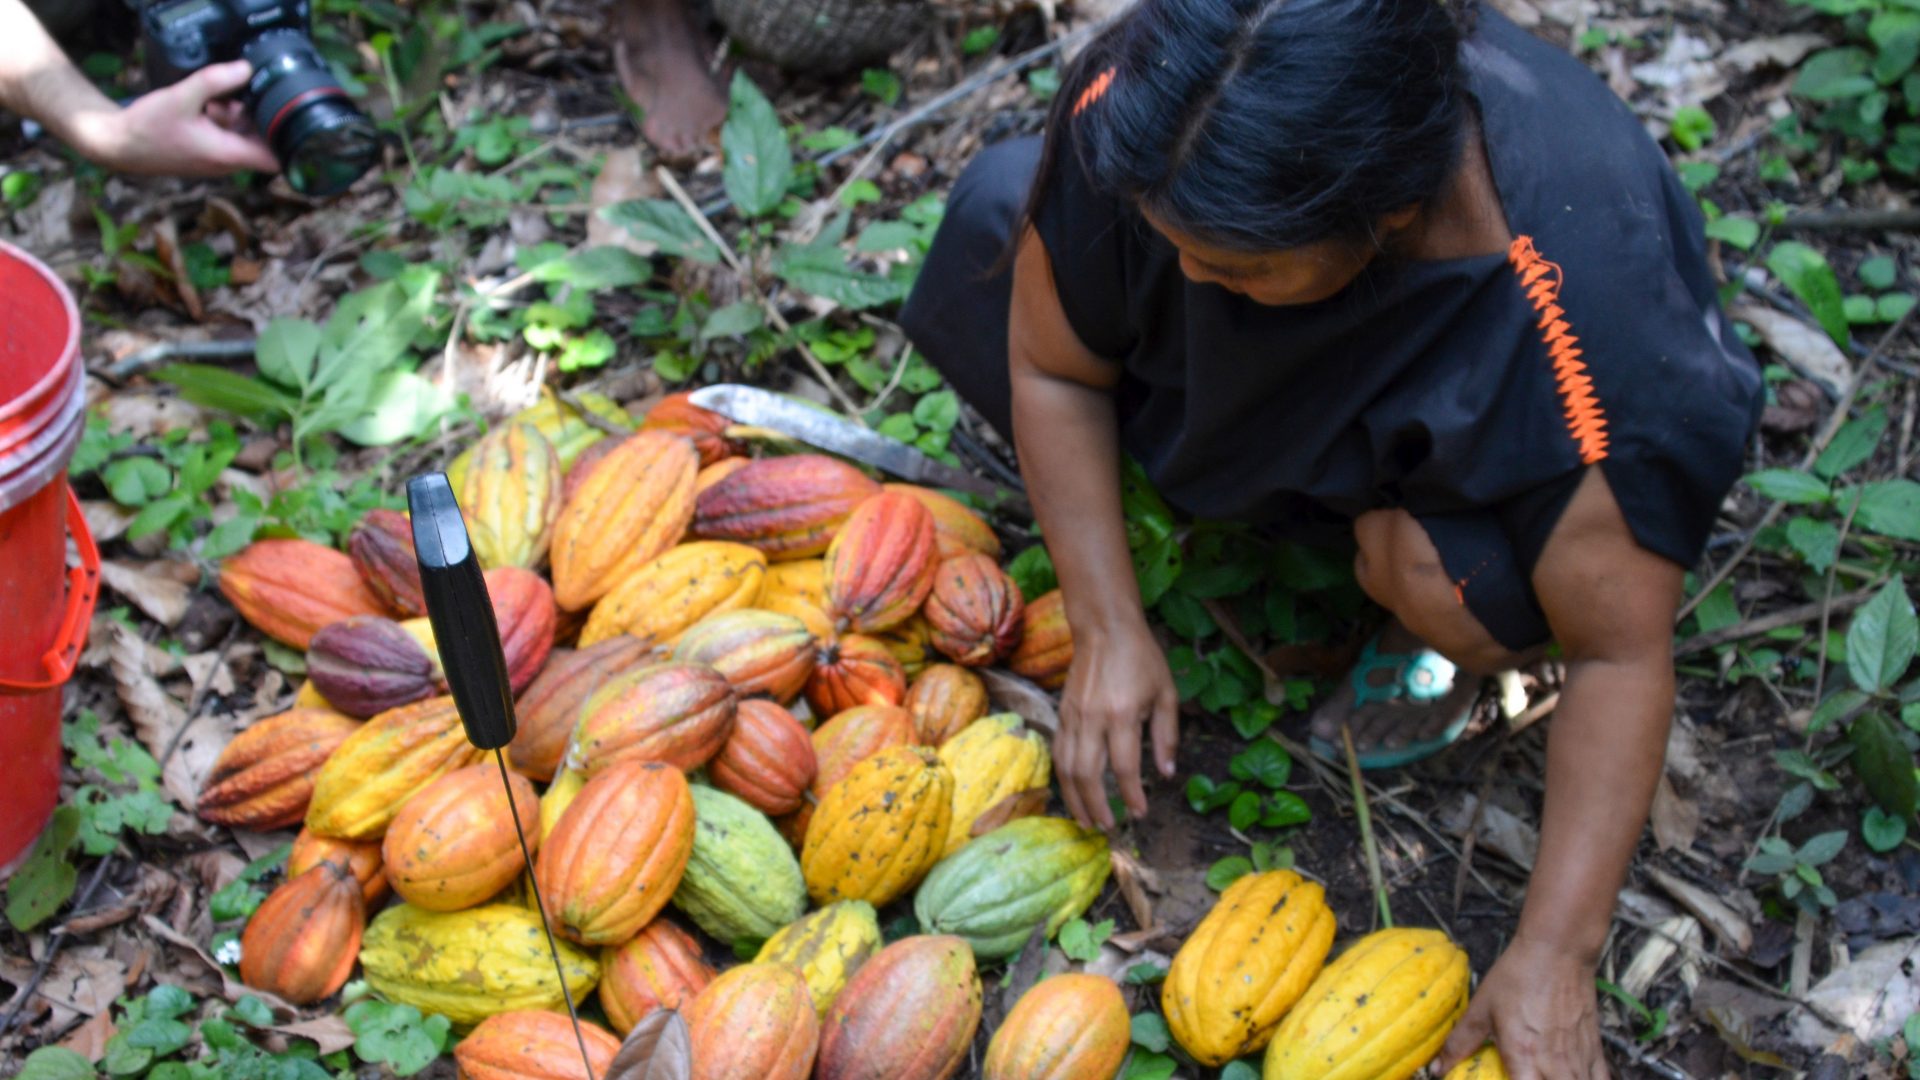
[1308,621,1482,753]
[614,0,727,163]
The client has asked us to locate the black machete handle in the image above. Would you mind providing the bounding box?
[406,473,516,750]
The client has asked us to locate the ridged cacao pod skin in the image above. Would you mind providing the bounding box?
[672,785,807,946]
[459,423,563,571]
[1165,870,1337,1067]
[561,434,627,510]
[710,700,817,815]
[349,508,425,616]
[754,900,882,1019]
[510,636,656,781]
[484,567,558,694]
[289,827,388,906]
[197,708,359,829]
[579,541,766,648]
[550,430,699,613]
[538,761,697,946]
[914,817,1109,960]
[692,454,881,560]
[673,609,816,703]
[923,554,1025,667]
[983,975,1129,1080]
[685,963,820,1080]
[452,1010,621,1080]
[802,746,952,907]
[1007,590,1073,690]
[360,903,601,1031]
[569,662,737,776]
[824,492,938,633]
[815,935,981,1080]
[883,484,1000,560]
[872,615,933,679]
[598,919,716,1034]
[383,764,540,912]
[307,616,441,719]
[758,559,834,640]
[643,390,744,467]
[539,769,587,846]
[219,538,391,649]
[938,716,1053,857]
[1265,928,1471,1080]
[239,863,364,1005]
[306,697,487,840]
[694,456,751,496]
[449,390,633,493]
[780,703,914,848]
[905,665,989,747]
[804,636,906,718]
[1442,1048,1509,1080]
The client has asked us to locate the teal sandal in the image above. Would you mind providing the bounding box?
[1307,634,1474,770]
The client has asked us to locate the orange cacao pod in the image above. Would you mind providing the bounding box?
[804,635,906,719]
[197,708,360,829]
[307,616,441,719]
[710,700,817,816]
[695,456,751,496]
[824,492,937,633]
[453,1010,621,1080]
[1008,590,1073,690]
[537,760,697,945]
[923,554,1025,667]
[883,484,1000,560]
[289,827,387,906]
[550,430,699,612]
[692,454,881,560]
[684,963,821,1080]
[560,433,624,508]
[239,863,364,1005]
[673,609,816,703]
[570,662,737,776]
[458,422,563,571]
[599,919,716,1034]
[485,567,557,694]
[982,973,1131,1080]
[348,508,424,617]
[219,538,390,649]
[578,542,766,648]
[905,665,990,746]
[643,390,744,467]
[306,697,487,839]
[383,764,539,912]
[510,636,656,780]
[815,935,980,1080]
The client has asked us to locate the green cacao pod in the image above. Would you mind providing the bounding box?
[913,816,1110,961]
[671,784,807,948]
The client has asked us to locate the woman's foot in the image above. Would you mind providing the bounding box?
[614,0,727,163]
[1308,621,1481,758]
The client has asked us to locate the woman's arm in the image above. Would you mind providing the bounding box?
[1009,226,1179,830]
[1440,466,1680,1080]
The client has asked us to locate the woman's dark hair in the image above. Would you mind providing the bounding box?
[1016,0,1474,255]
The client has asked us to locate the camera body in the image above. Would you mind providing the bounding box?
[139,0,380,196]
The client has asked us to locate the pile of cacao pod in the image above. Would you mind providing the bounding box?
[200,387,1499,1080]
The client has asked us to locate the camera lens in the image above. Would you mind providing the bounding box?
[243,32,381,197]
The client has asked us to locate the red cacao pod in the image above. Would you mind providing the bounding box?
[815,935,981,1080]
[904,665,990,747]
[510,636,656,781]
[536,760,697,945]
[289,827,387,906]
[923,554,1025,667]
[824,492,938,634]
[348,508,424,617]
[197,708,360,829]
[695,457,751,496]
[599,919,716,1035]
[1007,590,1073,690]
[239,863,365,1005]
[692,454,881,560]
[672,609,816,703]
[570,662,737,776]
[485,567,557,694]
[453,1010,621,1080]
[710,700,818,816]
[219,538,391,649]
[383,764,540,912]
[643,391,744,467]
[685,963,820,1080]
[307,616,441,719]
[804,636,906,719]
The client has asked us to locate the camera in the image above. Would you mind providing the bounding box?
[139,0,381,196]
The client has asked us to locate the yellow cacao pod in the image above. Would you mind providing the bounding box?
[1264,927,1471,1080]
[754,899,884,1018]
[457,423,563,571]
[447,389,633,491]
[549,430,699,612]
[359,902,600,1031]
[801,745,952,908]
[1441,1048,1509,1080]
[579,541,767,647]
[758,558,834,640]
[540,767,589,844]
[938,714,1051,858]
[871,614,934,679]
[305,697,486,840]
[1164,869,1336,1066]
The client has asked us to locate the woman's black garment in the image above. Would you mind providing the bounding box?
[898,9,1763,651]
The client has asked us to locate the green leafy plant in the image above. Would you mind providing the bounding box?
[1057,916,1115,962]
[1597,978,1671,1043]
[1745,829,1849,912]
[1123,1012,1176,1080]
[343,1000,452,1076]
[1781,0,1920,179]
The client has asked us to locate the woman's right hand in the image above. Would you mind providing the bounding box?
[1056,614,1180,831]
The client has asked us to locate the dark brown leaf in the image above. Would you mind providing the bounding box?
[606,1008,693,1080]
[978,669,1058,736]
[151,219,205,321]
[970,788,1051,838]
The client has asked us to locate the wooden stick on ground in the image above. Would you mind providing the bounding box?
[1342,724,1394,930]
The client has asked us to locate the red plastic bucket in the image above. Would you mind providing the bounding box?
[0,241,100,875]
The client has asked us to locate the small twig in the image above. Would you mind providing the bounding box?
[1810,490,1864,707]
[104,338,257,381]
[1452,733,1506,916]
[1613,910,1851,1030]
[1788,907,1816,1000]
[1600,1031,1693,1080]
[654,166,866,418]
[1775,207,1920,232]
[1671,586,1877,656]
[1341,725,1393,930]
[552,387,629,437]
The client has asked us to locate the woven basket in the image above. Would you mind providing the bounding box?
[713,0,930,72]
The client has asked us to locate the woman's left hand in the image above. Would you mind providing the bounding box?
[1436,936,1609,1080]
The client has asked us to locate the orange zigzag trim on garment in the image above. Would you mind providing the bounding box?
[1508,235,1610,465]
[1073,67,1117,117]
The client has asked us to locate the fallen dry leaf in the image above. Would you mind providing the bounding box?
[109,622,232,813]
[59,1009,115,1062]
[1649,772,1701,853]
[150,219,204,321]
[978,669,1059,737]
[82,501,137,547]
[1722,34,1828,73]
[1793,937,1920,1046]
[970,787,1051,838]
[605,1007,693,1080]
[1108,848,1156,933]
[1732,302,1853,399]
[1438,792,1539,870]
[272,1015,357,1056]
[1694,977,1791,1068]
[100,559,192,627]
[142,914,296,1013]
[1620,914,1702,999]
[1646,865,1754,955]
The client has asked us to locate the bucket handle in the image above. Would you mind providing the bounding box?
[0,484,99,696]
